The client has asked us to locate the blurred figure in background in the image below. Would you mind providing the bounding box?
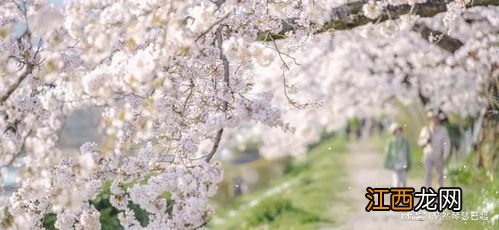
[384,123,411,187]
[232,177,248,197]
[418,111,451,188]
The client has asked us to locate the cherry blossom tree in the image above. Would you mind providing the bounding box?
[0,0,497,229]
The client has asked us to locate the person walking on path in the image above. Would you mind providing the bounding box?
[384,123,411,187]
[418,111,451,188]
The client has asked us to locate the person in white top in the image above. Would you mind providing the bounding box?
[418,111,451,188]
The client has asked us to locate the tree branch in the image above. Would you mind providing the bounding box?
[206,27,230,163]
[0,63,34,104]
[412,22,464,53]
[258,0,499,52]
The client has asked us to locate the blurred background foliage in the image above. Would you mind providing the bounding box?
[34,101,497,229]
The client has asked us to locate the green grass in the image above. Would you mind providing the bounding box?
[444,154,499,230]
[208,136,348,229]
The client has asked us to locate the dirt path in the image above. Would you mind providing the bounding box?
[325,141,442,230]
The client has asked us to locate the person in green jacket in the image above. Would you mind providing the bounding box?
[384,123,411,187]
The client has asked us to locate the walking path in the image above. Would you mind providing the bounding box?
[326,141,441,230]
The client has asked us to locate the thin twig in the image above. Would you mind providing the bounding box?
[205,27,230,163]
[195,11,233,42]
